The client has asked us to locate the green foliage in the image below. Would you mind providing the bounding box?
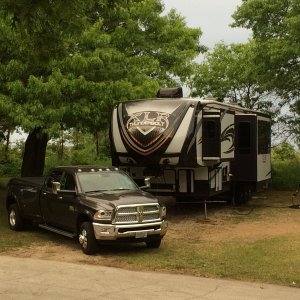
[44,131,111,175]
[0,157,22,177]
[0,177,10,190]
[232,0,300,142]
[191,42,278,116]
[0,130,111,177]
[0,0,203,175]
[273,142,296,160]
[0,0,203,138]
[272,153,300,190]
[0,140,23,177]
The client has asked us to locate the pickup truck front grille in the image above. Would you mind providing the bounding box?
[114,204,161,224]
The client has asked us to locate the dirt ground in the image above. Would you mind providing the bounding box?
[4,190,300,267]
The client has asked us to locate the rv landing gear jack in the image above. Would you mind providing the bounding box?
[196,199,225,225]
[204,199,209,220]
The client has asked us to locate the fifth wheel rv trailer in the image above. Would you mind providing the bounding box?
[110,88,271,204]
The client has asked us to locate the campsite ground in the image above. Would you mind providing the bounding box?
[1,189,300,287]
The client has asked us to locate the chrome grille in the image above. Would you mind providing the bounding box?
[115,215,137,223]
[114,204,161,224]
[117,207,136,214]
[143,213,160,221]
[143,205,159,212]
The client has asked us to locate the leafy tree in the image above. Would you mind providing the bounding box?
[191,42,278,115]
[232,0,300,142]
[0,0,203,176]
[0,1,92,176]
[273,141,296,161]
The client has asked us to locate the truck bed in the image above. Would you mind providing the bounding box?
[9,177,46,188]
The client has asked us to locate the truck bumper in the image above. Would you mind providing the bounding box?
[92,220,168,240]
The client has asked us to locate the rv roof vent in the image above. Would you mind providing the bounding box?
[157,87,183,98]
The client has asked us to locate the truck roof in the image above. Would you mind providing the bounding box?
[53,166,120,174]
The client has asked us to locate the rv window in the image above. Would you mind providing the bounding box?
[238,122,251,154]
[258,121,271,154]
[203,118,220,158]
[203,120,216,138]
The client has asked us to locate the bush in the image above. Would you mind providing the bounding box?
[273,142,296,160]
[44,142,111,175]
[272,156,300,190]
[0,177,10,190]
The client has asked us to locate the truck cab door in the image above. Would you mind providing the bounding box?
[40,171,77,232]
[55,172,78,232]
[40,170,64,227]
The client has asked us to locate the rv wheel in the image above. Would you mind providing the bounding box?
[234,184,252,205]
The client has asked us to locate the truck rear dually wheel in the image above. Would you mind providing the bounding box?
[79,222,98,255]
[8,204,24,231]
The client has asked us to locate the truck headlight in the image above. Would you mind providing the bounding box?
[160,206,167,219]
[94,210,113,221]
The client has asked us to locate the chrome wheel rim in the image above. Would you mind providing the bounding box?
[79,229,88,249]
[9,209,16,226]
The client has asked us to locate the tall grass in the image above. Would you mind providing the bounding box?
[272,157,300,190]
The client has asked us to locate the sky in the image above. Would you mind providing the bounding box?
[163,0,251,49]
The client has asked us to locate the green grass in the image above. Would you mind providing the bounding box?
[97,235,300,287]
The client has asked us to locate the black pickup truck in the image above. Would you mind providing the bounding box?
[6,166,167,254]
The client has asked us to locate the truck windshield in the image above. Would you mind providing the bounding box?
[77,172,139,193]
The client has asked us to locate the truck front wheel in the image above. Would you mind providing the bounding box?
[146,237,162,248]
[8,204,24,231]
[78,222,98,255]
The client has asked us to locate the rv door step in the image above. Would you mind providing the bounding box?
[39,224,75,238]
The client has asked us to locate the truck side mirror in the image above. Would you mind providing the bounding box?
[52,181,61,194]
[140,177,152,189]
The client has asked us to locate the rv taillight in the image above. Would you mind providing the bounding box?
[157,87,183,98]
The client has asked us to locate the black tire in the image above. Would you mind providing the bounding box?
[146,238,162,249]
[78,222,98,255]
[234,184,252,205]
[8,204,24,231]
[245,186,252,202]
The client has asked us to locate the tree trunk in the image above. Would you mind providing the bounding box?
[58,131,64,160]
[21,128,49,177]
[94,131,100,158]
[4,129,11,161]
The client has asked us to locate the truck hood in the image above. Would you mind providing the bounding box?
[80,189,158,211]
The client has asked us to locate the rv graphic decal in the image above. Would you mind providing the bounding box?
[221,124,235,154]
[126,112,170,136]
[120,110,175,156]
